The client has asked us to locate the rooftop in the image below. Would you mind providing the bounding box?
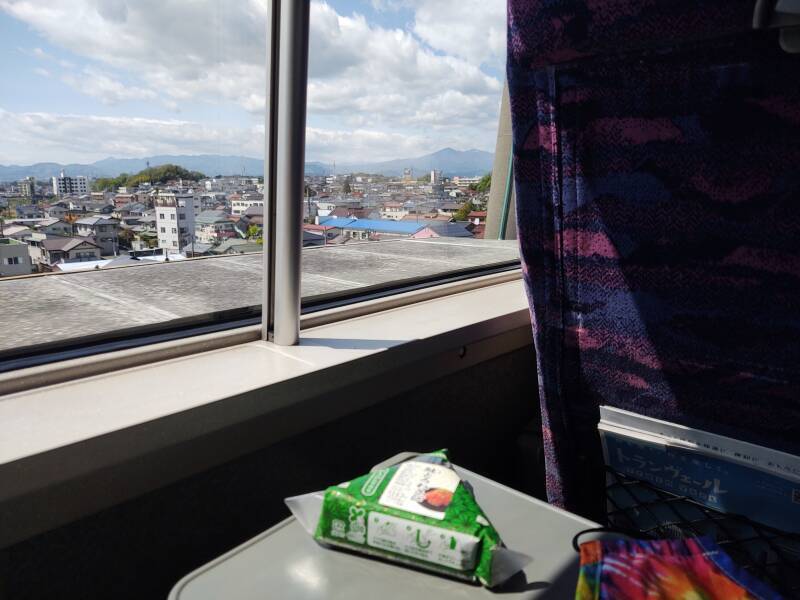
[319,218,426,235]
[0,238,519,352]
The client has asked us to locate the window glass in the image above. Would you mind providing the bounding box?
[301,1,516,305]
[0,0,265,362]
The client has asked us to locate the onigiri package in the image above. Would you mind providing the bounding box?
[285,450,531,587]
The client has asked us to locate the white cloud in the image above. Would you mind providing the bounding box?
[0,109,263,164]
[0,0,505,163]
[61,67,158,105]
[409,0,506,70]
[33,67,50,77]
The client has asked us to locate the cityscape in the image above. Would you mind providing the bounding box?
[0,155,495,278]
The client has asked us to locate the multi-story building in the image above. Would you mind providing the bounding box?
[452,176,482,189]
[230,193,264,216]
[155,192,201,254]
[52,172,89,197]
[74,216,120,256]
[0,238,33,277]
[18,177,36,198]
[430,170,442,184]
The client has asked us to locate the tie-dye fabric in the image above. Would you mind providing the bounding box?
[508,1,800,515]
[576,538,783,600]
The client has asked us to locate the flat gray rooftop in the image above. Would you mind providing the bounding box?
[0,238,518,353]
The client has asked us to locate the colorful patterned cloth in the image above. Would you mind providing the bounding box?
[508,0,800,516]
[576,538,783,600]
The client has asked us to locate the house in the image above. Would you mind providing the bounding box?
[412,220,473,238]
[468,210,487,225]
[35,237,102,270]
[210,238,262,255]
[113,193,140,208]
[319,218,439,241]
[379,202,408,221]
[31,218,73,237]
[438,202,464,216]
[113,203,149,221]
[14,204,45,219]
[0,224,33,241]
[74,216,120,256]
[194,210,238,244]
[0,238,33,277]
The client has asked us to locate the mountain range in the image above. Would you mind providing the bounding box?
[0,148,494,182]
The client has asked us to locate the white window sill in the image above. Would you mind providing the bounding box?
[0,277,531,547]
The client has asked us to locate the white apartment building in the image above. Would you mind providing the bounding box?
[230,193,264,216]
[452,176,482,189]
[18,177,36,198]
[155,192,201,254]
[52,172,89,197]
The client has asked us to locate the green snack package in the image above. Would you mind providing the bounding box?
[285,450,531,587]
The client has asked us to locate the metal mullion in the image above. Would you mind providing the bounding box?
[261,0,280,341]
[272,0,310,345]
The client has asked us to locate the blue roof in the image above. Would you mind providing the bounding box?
[319,217,425,234]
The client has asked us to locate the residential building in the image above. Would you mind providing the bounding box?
[52,172,89,197]
[452,175,482,188]
[468,210,487,225]
[35,237,102,269]
[32,218,73,237]
[194,210,238,244]
[430,170,442,184]
[0,238,33,277]
[14,204,45,219]
[0,224,33,241]
[320,217,439,241]
[230,193,264,216]
[18,177,36,198]
[74,216,120,256]
[155,192,201,254]
[379,202,408,221]
[438,202,464,216]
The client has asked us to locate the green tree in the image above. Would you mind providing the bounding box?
[342,176,352,195]
[453,200,475,221]
[246,224,262,240]
[93,164,206,191]
[476,173,491,193]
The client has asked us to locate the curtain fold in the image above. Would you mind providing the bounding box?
[508,0,800,515]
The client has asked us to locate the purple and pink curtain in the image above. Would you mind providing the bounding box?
[507,0,800,515]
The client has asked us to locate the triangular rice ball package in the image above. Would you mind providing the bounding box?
[286,450,531,587]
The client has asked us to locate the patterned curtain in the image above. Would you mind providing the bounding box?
[507,0,800,516]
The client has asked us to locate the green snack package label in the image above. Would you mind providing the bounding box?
[287,450,530,587]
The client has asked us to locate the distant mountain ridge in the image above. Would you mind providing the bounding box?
[0,148,494,182]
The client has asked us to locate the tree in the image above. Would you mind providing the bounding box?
[476,173,491,193]
[93,164,206,191]
[342,176,352,195]
[246,224,261,240]
[453,200,475,221]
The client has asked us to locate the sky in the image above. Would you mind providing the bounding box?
[0,0,506,166]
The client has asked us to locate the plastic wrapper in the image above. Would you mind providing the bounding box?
[285,450,531,587]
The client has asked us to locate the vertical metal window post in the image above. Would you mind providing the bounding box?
[262,0,310,345]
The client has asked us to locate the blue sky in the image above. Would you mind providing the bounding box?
[0,0,506,166]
